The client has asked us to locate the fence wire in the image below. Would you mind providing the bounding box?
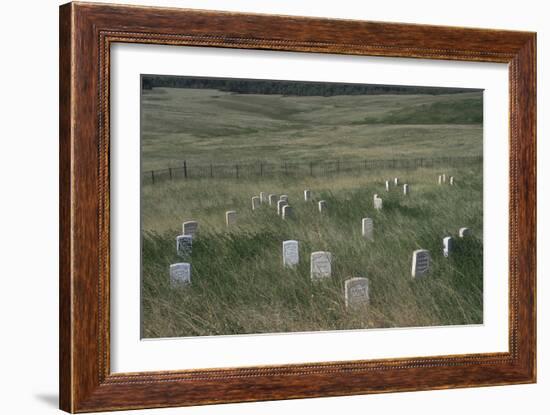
[143,156,483,184]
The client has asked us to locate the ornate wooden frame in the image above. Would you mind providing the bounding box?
[59,2,536,412]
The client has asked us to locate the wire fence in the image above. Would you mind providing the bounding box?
[142,156,483,184]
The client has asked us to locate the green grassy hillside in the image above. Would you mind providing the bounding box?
[140,86,483,338]
[141,89,482,170]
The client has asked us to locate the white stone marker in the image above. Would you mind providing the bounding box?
[443,236,453,257]
[438,175,442,185]
[345,277,370,308]
[318,200,327,213]
[442,174,446,183]
[459,227,472,238]
[268,194,278,205]
[411,249,430,278]
[310,251,332,280]
[450,176,455,185]
[361,218,374,240]
[304,189,311,201]
[282,240,299,267]
[260,192,267,204]
[374,197,383,210]
[225,210,237,226]
[394,177,399,186]
[282,205,293,219]
[251,196,260,210]
[385,180,390,192]
[182,220,198,237]
[403,184,409,195]
[176,235,192,257]
[169,263,191,287]
[280,194,289,202]
[277,199,288,215]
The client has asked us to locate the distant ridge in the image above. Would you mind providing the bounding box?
[142,75,482,97]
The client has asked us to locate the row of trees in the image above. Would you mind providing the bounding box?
[141,75,480,96]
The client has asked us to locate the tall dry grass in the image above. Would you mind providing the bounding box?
[141,165,482,338]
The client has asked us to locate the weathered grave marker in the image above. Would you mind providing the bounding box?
[268,194,278,205]
[438,175,442,185]
[442,174,446,183]
[403,184,409,195]
[225,210,237,226]
[345,277,370,308]
[450,176,455,185]
[182,220,198,237]
[304,189,311,201]
[411,249,430,278]
[282,240,299,267]
[282,205,293,219]
[277,199,288,215]
[251,196,260,210]
[361,218,374,240]
[374,197,383,210]
[459,227,472,238]
[169,262,191,287]
[280,194,289,202]
[260,192,267,204]
[385,180,390,192]
[310,251,332,280]
[318,200,327,213]
[176,235,192,257]
[443,236,453,257]
[394,177,399,186]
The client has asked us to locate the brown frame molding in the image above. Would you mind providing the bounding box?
[59,2,536,412]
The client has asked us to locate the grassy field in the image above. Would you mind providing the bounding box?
[141,88,482,170]
[140,86,483,338]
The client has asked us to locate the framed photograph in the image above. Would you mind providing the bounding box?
[59,2,536,412]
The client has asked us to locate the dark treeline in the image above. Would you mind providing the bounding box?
[141,75,482,96]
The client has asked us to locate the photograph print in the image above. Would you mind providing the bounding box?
[140,75,483,339]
